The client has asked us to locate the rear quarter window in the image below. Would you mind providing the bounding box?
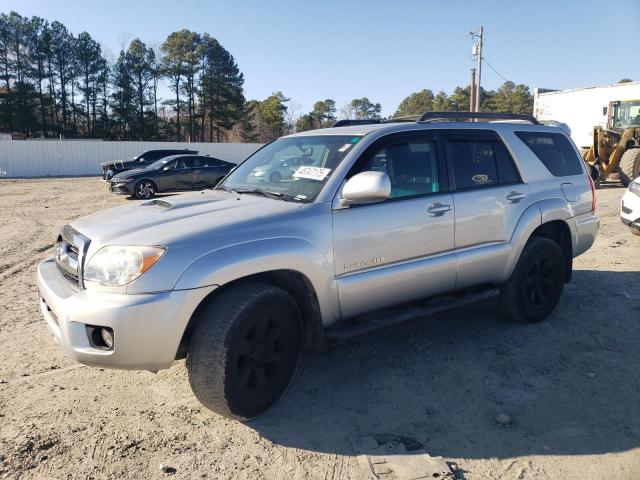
[515,131,584,177]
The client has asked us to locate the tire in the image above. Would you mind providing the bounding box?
[187,282,303,421]
[619,148,640,187]
[134,180,156,199]
[630,226,640,237]
[499,236,566,324]
[269,171,281,183]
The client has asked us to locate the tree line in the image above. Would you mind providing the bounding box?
[0,10,535,143]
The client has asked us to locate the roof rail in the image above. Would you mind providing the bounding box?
[383,115,420,123]
[418,111,539,124]
[332,119,381,127]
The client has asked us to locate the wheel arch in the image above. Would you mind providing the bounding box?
[175,269,325,360]
[504,200,576,283]
[134,178,158,192]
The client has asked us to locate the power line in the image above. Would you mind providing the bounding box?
[482,56,510,83]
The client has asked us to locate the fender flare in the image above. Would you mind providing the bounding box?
[173,237,339,324]
[502,198,576,281]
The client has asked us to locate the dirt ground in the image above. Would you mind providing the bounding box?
[0,177,639,480]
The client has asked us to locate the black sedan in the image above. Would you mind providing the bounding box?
[110,154,234,199]
[101,148,198,180]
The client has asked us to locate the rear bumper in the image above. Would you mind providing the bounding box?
[37,258,217,371]
[573,212,599,257]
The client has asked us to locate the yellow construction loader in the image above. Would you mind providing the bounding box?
[583,99,640,186]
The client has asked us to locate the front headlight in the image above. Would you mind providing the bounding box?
[629,181,640,196]
[84,246,166,287]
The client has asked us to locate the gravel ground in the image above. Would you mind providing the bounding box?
[0,177,639,480]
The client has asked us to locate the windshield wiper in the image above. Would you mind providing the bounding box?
[234,188,300,201]
[215,185,239,194]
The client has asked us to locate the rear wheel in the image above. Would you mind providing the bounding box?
[134,180,156,199]
[187,282,302,421]
[630,225,640,237]
[619,148,640,187]
[499,236,566,324]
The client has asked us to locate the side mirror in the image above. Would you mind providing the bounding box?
[163,166,171,171]
[341,171,391,205]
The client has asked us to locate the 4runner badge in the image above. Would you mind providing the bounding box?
[343,257,384,271]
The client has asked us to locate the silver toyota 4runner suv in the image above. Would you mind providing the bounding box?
[37,112,599,421]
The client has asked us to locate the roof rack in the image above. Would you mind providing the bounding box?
[332,119,381,127]
[418,111,539,124]
[382,115,420,123]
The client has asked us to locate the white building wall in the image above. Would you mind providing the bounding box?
[534,81,640,148]
[0,141,263,178]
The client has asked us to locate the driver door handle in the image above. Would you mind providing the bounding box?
[506,191,526,203]
[427,202,452,216]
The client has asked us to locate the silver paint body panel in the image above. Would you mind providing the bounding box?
[37,121,599,371]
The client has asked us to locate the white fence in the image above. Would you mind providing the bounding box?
[0,140,263,178]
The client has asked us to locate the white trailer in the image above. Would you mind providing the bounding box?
[534,81,640,148]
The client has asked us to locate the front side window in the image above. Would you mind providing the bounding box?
[219,135,362,202]
[612,101,640,129]
[356,139,441,198]
[515,131,583,177]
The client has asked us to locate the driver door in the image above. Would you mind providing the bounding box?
[332,131,456,318]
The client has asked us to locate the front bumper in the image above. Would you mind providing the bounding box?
[621,189,640,228]
[37,258,217,371]
[109,182,133,195]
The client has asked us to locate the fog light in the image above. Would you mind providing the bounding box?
[100,328,114,349]
[86,325,114,350]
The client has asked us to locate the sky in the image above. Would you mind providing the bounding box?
[2,0,639,117]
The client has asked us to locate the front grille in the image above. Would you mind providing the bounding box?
[54,226,90,289]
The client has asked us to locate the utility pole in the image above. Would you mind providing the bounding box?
[470,68,476,112]
[472,26,484,113]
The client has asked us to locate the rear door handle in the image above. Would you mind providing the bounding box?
[506,191,526,203]
[427,203,452,216]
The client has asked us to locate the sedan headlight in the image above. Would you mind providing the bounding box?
[629,181,640,196]
[84,246,166,287]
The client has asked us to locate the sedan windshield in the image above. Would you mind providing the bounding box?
[146,158,173,170]
[218,135,362,202]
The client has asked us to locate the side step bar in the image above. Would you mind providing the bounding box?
[325,287,500,343]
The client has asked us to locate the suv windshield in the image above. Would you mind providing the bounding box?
[219,135,362,202]
[613,100,640,129]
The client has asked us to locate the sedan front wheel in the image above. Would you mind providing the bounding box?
[134,180,156,199]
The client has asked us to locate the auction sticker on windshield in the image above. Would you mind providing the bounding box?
[293,166,331,181]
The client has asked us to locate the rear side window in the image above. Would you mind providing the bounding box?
[515,131,583,177]
[446,139,520,189]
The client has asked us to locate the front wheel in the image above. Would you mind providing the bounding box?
[269,171,281,183]
[134,180,156,199]
[499,236,566,324]
[187,282,302,421]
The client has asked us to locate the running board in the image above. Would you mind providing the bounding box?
[325,287,500,343]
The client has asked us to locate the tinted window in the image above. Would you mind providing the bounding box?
[515,131,583,177]
[494,141,520,184]
[447,140,499,189]
[199,158,224,167]
[172,157,196,169]
[358,139,441,198]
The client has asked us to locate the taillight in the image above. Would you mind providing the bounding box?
[587,174,596,212]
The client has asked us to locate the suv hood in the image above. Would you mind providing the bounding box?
[71,190,303,250]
